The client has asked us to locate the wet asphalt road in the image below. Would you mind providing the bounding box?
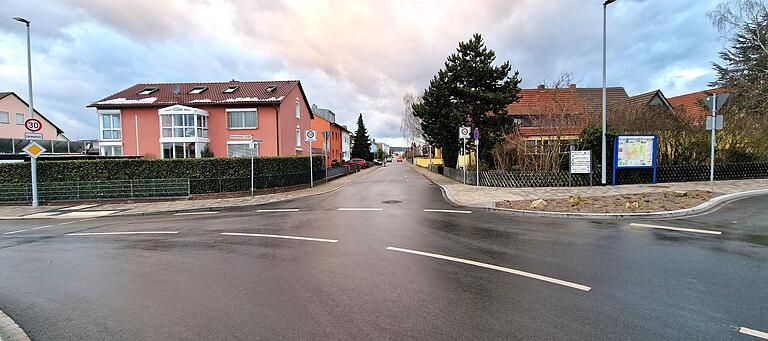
[1,163,767,340]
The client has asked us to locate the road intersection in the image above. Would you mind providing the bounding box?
[1,163,767,340]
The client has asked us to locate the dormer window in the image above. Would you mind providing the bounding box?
[265,85,277,93]
[223,85,239,93]
[137,87,158,95]
[188,86,208,94]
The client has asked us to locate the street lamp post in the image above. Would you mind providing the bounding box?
[14,16,39,207]
[601,0,616,185]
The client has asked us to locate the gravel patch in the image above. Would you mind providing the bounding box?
[496,190,720,213]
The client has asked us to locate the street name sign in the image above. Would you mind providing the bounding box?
[706,116,724,130]
[24,132,43,140]
[570,150,592,174]
[22,141,46,158]
[459,126,471,139]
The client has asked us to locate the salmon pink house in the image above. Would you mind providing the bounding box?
[88,80,314,158]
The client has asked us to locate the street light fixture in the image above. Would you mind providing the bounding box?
[13,16,38,207]
[601,0,616,185]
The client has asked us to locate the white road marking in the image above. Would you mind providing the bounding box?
[66,231,179,236]
[61,204,99,211]
[21,212,59,218]
[31,224,56,230]
[424,209,472,214]
[58,210,118,218]
[3,229,28,235]
[385,246,592,292]
[337,208,383,211]
[221,232,338,243]
[629,223,722,235]
[740,327,768,340]
[256,209,301,213]
[173,211,218,216]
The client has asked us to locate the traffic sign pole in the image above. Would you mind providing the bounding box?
[710,94,717,184]
[474,128,479,187]
[462,138,466,184]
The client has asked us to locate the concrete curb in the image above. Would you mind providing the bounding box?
[0,309,31,341]
[487,188,768,220]
[0,167,379,220]
[412,164,768,220]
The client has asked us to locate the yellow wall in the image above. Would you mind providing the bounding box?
[415,157,443,167]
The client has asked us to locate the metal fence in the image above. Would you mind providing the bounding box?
[0,138,92,154]
[0,166,361,203]
[0,178,190,202]
[433,162,768,187]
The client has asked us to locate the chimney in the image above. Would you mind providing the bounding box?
[172,84,181,95]
[537,84,545,90]
[568,83,576,90]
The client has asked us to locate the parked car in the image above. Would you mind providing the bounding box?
[396,156,404,162]
[343,158,368,168]
[373,159,383,166]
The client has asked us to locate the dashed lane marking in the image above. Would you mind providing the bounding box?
[256,209,301,213]
[3,229,28,235]
[337,208,383,211]
[66,231,179,236]
[385,246,592,292]
[424,209,472,214]
[629,223,722,235]
[221,232,338,243]
[173,211,219,216]
[740,327,768,340]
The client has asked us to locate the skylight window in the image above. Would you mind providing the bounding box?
[188,86,208,94]
[223,85,239,93]
[137,87,158,95]
[265,85,277,93]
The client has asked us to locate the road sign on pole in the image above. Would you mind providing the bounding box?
[250,141,258,196]
[459,126,471,139]
[474,128,479,186]
[25,118,42,132]
[22,141,45,207]
[305,130,316,187]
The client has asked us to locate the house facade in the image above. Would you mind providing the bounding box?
[88,81,314,158]
[310,104,344,166]
[0,92,66,141]
[340,126,351,161]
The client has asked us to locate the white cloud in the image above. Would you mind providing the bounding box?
[0,0,724,144]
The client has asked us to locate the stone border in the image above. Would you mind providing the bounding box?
[0,309,30,341]
[413,164,768,219]
[487,189,768,219]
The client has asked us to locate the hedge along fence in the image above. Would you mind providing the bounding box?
[0,156,325,185]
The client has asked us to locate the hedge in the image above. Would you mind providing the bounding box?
[0,156,325,184]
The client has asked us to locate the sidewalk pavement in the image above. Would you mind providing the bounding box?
[0,167,377,219]
[412,164,768,208]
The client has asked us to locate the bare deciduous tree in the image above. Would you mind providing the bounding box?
[709,0,768,54]
[401,92,424,146]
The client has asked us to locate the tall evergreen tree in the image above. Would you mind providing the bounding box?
[351,114,373,160]
[710,8,768,116]
[413,33,521,168]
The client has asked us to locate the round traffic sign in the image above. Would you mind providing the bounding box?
[25,118,42,132]
[306,130,315,138]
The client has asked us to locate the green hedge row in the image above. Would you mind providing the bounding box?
[0,156,325,184]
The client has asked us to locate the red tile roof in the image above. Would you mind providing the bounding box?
[668,88,730,124]
[89,80,305,109]
[506,88,582,116]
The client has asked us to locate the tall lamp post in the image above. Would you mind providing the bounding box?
[601,0,616,185]
[14,16,38,207]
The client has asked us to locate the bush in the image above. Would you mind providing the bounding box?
[0,156,325,184]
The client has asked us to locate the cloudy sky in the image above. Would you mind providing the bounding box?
[0,0,725,145]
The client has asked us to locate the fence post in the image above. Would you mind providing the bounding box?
[130,181,134,198]
[76,182,80,200]
[186,179,190,197]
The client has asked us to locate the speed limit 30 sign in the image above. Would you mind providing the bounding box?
[25,118,42,132]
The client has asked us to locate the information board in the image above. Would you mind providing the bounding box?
[616,135,655,168]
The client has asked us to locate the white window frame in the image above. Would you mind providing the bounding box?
[15,113,24,125]
[0,111,8,124]
[296,126,302,148]
[188,86,208,94]
[98,110,122,140]
[161,142,202,159]
[226,140,260,158]
[99,141,123,156]
[226,108,258,129]
[223,85,239,93]
[295,98,301,119]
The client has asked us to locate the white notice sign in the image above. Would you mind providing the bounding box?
[570,150,591,174]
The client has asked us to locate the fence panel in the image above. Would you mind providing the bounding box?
[0,178,189,202]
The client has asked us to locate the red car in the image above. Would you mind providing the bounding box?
[343,158,368,168]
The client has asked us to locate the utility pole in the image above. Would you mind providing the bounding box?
[14,17,38,208]
[601,0,616,185]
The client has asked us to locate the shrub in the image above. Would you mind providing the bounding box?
[0,156,324,184]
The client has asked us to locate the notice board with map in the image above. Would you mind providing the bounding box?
[613,135,658,185]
